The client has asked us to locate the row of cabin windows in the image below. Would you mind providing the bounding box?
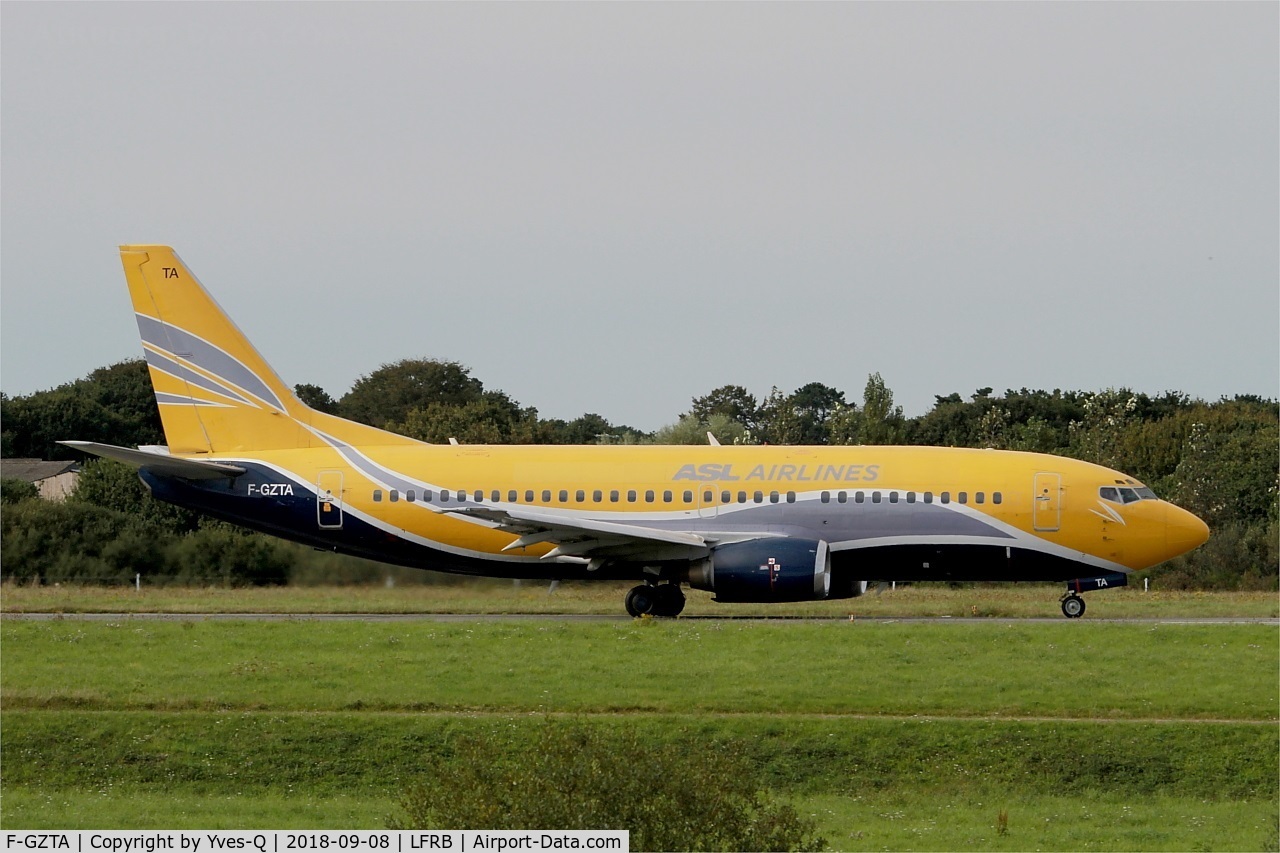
[371,487,1002,506]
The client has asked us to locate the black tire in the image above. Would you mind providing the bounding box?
[625,584,657,617]
[651,584,686,618]
[1061,594,1085,619]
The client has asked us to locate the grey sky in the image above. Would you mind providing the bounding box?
[3,2,1276,431]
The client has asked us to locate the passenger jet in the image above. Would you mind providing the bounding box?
[64,246,1210,618]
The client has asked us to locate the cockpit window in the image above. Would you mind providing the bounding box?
[1100,485,1158,503]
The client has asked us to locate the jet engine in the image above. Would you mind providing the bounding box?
[685,538,866,603]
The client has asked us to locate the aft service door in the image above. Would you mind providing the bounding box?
[317,470,344,530]
[1033,472,1061,532]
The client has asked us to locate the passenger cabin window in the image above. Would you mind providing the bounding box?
[737,491,747,503]
[975,492,984,504]
[576,490,585,502]
[627,490,637,502]
[958,492,968,505]
[542,490,552,503]
[992,492,1002,504]
[906,492,916,504]
[663,490,673,503]
[406,490,416,503]
[786,491,796,503]
[754,491,764,503]
[525,490,535,503]
[837,491,848,503]
[389,490,399,502]
[683,490,694,503]
[373,489,383,502]
[610,490,620,502]
[558,490,568,503]
[441,490,451,503]
[721,490,731,503]
[940,492,951,504]
[821,491,831,503]
[423,490,433,502]
[492,490,501,502]
[924,491,933,504]
[593,490,603,502]
[645,490,655,503]
[508,490,518,502]
[769,491,779,503]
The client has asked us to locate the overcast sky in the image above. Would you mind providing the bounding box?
[3,2,1276,431]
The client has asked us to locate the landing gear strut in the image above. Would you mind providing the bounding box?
[1058,572,1127,618]
[625,583,685,617]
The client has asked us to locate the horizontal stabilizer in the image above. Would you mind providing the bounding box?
[59,441,246,480]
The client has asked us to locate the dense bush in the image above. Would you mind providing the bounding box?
[390,721,825,852]
[1,478,39,504]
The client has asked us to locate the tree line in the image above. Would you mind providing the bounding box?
[2,358,1275,589]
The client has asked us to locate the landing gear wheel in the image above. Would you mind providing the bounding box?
[625,584,657,617]
[1061,594,1086,619]
[651,584,686,618]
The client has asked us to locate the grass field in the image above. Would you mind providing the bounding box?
[2,580,1278,618]
[2,609,1277,850]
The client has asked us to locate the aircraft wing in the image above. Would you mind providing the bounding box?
[439,505,711,562]
[59,441,246,480]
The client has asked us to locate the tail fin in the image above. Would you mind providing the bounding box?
[120,245,312,454]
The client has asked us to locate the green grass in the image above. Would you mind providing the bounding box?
[3,617,1276,848]
[3,620,1275,719]
[2,581,1277,618]
[3,788,1275,851]
[806,791,1280,852]
[0,789,386,829]
[3,712,1275,799]
[2,712,1276,848]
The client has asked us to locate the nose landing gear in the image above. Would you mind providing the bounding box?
[1060,593,1086,619]
[1059,572,1128,618]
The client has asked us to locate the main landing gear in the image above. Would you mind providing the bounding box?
[625,583,686,618]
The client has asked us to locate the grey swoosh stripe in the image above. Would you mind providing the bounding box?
[144,349,253,405]
[153,392,231,408]
[136,314,285,411]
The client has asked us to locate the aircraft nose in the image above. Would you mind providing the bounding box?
[1165,504,1210,558]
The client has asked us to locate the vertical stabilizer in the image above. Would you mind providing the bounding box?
[120,245,308,453]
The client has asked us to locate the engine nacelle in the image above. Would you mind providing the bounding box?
[686,538,837,603]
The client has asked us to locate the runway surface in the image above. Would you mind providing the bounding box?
[2,612,1276,624]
